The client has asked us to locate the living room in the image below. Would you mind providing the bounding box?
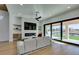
[1,4,79,55]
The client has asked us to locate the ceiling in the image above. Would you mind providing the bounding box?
[0,4,8,11]
[6,4,79,21]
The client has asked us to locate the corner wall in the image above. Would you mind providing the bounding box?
[0,10,9,41]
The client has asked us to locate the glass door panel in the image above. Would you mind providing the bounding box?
[52,23,61,40]
[62,19,79,44]
[45,25,51,37]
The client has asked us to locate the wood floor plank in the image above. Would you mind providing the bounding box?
[0,41,79,55]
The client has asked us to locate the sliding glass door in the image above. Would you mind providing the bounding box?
[62,19,79,44]
[44,18,79,45]
[45,25,51,37]
[52,23,61,40]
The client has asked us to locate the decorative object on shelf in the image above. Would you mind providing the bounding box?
[38,33,42,37]
[13,24,21,31]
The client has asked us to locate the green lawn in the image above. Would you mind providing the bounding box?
[52,33,79,40]
[69,36,79,40]
[52,33,60,37]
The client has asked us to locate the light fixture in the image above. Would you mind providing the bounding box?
[67,6,71,9]
[35,11,42,21]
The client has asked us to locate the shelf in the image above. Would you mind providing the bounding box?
[13,24,21,31]
[14,28,21,30]
[13,24,21,26]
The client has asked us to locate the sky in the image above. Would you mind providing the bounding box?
[69,24,79,29]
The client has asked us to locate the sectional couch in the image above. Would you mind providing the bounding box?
[17,36,52,55]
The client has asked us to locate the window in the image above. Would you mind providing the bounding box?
[52,23,61,40]
[45,25,51,37]
[44,17,79,45]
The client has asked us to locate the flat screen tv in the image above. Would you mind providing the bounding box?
[24,22,36,30]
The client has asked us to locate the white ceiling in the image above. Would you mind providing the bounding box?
[6,4,79,20]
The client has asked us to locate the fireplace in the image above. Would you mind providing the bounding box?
[25,33,36,37]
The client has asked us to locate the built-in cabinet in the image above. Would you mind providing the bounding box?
[24,22,37,37]
[13,24,22,40]
[13,19,22,40]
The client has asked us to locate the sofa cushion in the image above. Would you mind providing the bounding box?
[17,41,25,54]
[24,39,36,53]
[36,37,51,48]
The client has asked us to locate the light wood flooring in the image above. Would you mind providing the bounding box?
[0,41,17,55]
[0,40,79,55]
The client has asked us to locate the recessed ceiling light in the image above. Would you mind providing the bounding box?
[67,6,71,9]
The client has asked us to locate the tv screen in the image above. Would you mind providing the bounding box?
[24,22,36,30]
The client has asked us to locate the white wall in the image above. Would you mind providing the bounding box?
[13,17,21,25]
[40,8,79,36]
[9,15,40,41]
[21,17,39,39]
[7,4,41,41]
[13,17,22,34]
[9,14,22,42]
[0,10,9,41]
[8,12,39,41]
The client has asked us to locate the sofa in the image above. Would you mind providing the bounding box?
[17,36,52,55]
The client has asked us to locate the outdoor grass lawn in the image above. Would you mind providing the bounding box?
[52,33,79,40]
[63,34,79,40]
[69,36,79,40]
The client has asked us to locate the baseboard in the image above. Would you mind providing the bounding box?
[0,40,9,43]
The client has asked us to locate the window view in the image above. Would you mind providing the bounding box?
[63,19,79,44]
[45,25,51,37]
[44,19,79,44]
[52,23,61,40]
[62,25,69,39]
